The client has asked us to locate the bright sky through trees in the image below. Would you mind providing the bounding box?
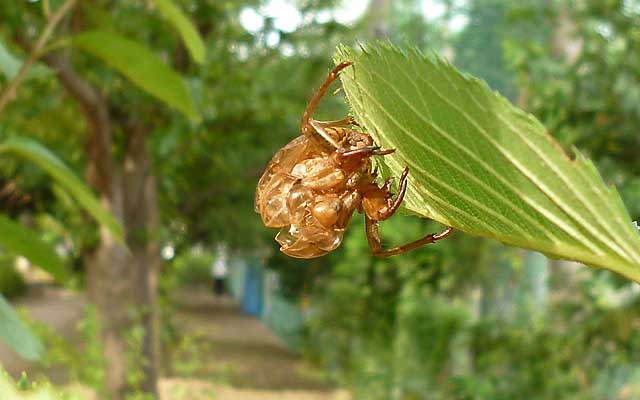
[239,0,470,39]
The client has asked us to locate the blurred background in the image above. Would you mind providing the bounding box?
[1,0,640,399]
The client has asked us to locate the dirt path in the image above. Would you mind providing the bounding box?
[0,284,348,400]
[164,288,349,400]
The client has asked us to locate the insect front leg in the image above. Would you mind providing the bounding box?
[360,167,409,221]
[314,117,359,128]
[301,61,353,127]
[308,119,343,149]
[335,146,395,162]
[301,62,353,148]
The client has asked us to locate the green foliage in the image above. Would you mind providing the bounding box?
[123,317,155,400]
[2,1,640,398]
[306,232,640,399]
[170,331,211,377]
[29,305,106,395]
[504,0,640,218]
[0,41,26,80]
[453,0,517,100]
[0,41,49,81]
[0,136,124,248]
[0,368,86,400]
[16,372,29,391]
[264,250,332,300]
[305,215,458,397]
[0,254,26,299]
[170,249,213,287]
[336,43,640,281]
[152,0,205,64]
[393,283,468,397]
[0,295,43,361]
[72,30,199,121]
[0,216,66,283]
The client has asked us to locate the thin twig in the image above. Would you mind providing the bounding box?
[0,0,77,114]
[43,0,51,17]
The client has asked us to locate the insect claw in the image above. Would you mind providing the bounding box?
[332,61,353,77]
[382,177,395,191]
[372,148,395,156]
[400,167,410,180]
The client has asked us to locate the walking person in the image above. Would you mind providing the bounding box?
[211,243,228,297]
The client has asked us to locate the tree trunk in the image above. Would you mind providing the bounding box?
[44,52,160,399]
[368,0,390,39]
[551,3,582,65]
[122,119,161,395]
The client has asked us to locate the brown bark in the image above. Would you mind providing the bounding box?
[43,51,160,399]
[551,4,582,64]
[122,116,161,394]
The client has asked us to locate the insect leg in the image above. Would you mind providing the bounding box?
[336,146,395,161]
[314,117,359,127]
[365,216,454,258]
[375,167,409,220]
[301,61,353,128]
[381,176,394,191]
[309,119,343,149]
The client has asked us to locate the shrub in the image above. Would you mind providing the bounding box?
[0,254,26,299]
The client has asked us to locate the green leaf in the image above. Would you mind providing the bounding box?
[16,372,30,391]
[72,31,199,121]
[0,215,66,283]
[0,137,125,248]
[152,0,205,65]
[0,294,43,361]
[0,42,23,79]
[335,44,640,282]
[0,41,50,81]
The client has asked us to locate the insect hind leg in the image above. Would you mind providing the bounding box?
[365,216,453,258]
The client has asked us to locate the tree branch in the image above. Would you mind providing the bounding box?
[0,0,77,113]
[42,51,114,195]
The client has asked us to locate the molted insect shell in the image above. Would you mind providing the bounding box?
[311,195,342,228]
[254,136,309,214]
[275,223,344,258]
[291,158,346,192]
[259,173,298,227]
[287,184,314,224]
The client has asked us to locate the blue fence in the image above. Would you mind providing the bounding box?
[228,256,304,349]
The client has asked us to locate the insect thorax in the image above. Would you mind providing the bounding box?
[321,127,374,150]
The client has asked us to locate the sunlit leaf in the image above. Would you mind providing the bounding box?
[0,215,66,283]
[0,294,43,361]
[336,43,640,282]
[0,137,125,247]
[72,31,199,121]
[152,0,205,64]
